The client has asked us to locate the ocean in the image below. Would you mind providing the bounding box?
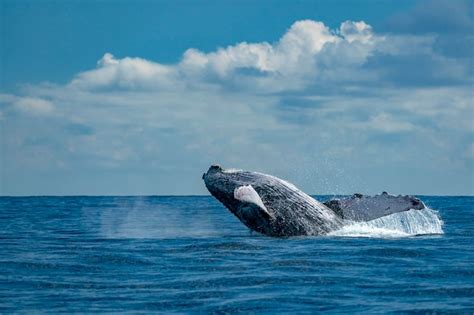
[0,196,473,313]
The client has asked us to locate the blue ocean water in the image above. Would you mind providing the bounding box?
[0,196,473,313]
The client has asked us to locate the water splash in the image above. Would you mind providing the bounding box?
[328,208,444,238]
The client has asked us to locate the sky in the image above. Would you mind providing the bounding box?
[0,0,473,196]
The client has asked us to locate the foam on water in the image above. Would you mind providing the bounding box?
[329,208,444,238]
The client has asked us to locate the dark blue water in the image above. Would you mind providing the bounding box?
[1,196,473,313]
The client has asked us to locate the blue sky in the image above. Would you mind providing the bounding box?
[1,0,473,195]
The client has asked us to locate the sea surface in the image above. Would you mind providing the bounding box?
[0,196,473,313]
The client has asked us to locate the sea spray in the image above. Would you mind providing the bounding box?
[97,197,222,239]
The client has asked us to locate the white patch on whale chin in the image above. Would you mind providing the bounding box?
[234,185,272,217]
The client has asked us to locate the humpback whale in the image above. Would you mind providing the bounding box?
[202,165,426,237]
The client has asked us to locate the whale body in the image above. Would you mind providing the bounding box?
[203,165,344,236]
[202,165,426,237]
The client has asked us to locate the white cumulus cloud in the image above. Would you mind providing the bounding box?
[67,20,382,92]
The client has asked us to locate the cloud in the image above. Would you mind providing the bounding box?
[70,53,178,90]
[65,20,379,92]
[14,97,54,114]
[339,21,373,43]
[1,17,473,195]
[368,113,416,133]
[385,0,474,66]
[0,94,55,115]
[62,17,469,94]
[181,20,339,79]
[386,0,473,34]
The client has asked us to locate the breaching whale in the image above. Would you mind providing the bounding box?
[202,165,426,237]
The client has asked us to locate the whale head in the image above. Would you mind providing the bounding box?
[202,165,275,233]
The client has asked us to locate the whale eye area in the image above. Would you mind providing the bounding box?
[210,165,223,171]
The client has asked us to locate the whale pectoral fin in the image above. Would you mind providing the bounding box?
[234,185,274,219]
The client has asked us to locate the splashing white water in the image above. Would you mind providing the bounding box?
[328,208,444,238]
